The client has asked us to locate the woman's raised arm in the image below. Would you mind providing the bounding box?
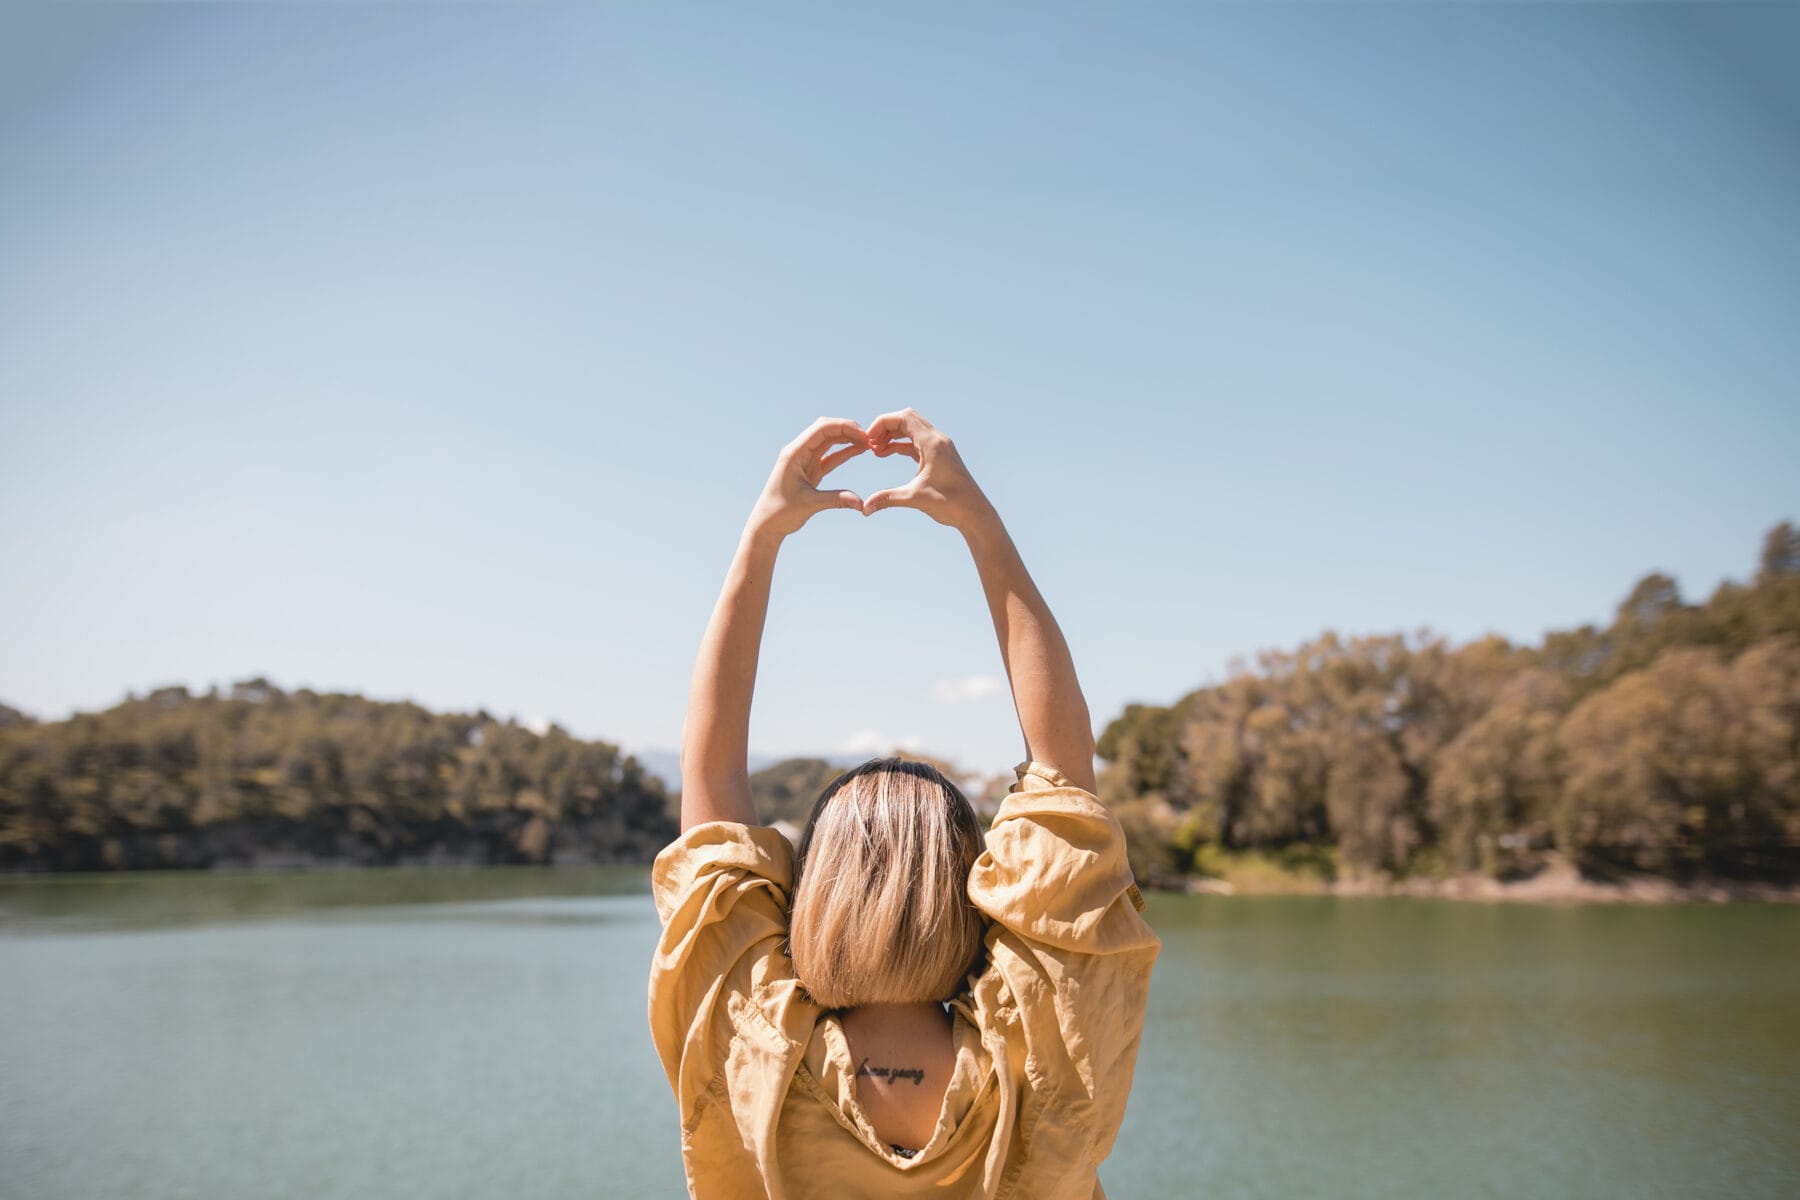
[863,410,1097,792]
[679,417,869,831]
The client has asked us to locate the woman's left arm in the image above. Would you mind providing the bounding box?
[679,417,869,831]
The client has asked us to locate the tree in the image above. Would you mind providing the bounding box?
[1728,637,1800,869]
[1555,649,1750,875]
[747,758,846,827]
[1758,521,1800,583]
[1429,670,1570,876]
[1617,573,1683,629]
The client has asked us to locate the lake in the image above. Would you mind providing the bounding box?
[1,868,1795,1199]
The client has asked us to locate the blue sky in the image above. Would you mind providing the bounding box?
[2,2,1796,779]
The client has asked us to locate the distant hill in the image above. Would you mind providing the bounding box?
[0,680,676,872]
[749,758,850,827]
[749,753,1015,829]
[632,747,820,794]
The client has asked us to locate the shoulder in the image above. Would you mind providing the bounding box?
[651,820,795,923]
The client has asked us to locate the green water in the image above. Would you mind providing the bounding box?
[1,870,1795,1199]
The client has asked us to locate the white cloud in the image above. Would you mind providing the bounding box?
[839,729,924,757]
[930,674,1005,704]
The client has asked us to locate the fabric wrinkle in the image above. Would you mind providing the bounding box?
[647,761,1161,1199]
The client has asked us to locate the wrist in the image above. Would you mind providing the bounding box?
[956,499,1005,544]
[741,517,786,557]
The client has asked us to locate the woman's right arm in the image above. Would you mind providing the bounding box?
[862,408,1095,790]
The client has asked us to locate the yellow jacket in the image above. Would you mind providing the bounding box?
[648,761,1161,1199]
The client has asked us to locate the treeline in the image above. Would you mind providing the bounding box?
[750,758,852,827]
[7,526,1795,884]
[0,681,675,871]
[746,754,1008,829]
[1098,523,1800,886]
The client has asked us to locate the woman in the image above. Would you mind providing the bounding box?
[648,410,1160,1199]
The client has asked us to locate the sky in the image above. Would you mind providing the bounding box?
[2,2,1796,781]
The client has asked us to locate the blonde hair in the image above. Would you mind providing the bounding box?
[788,757,986,1010]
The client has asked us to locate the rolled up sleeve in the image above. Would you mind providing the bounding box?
[647,821,796,1117]
[966,761,1161,1165]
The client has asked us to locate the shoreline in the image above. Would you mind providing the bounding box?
[6,857,1797,904]
[0,853,657,878]
[1150,862,1800,904]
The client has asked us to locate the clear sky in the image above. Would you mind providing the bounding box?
[2,2,1796,780]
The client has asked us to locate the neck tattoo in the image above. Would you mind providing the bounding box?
[855,1056,926,1086]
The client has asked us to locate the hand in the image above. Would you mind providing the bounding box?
[748,417,869,540]
[861,409,995,532]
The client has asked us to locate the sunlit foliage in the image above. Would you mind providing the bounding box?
[0,681,674,871]
[1099,523,1800,883]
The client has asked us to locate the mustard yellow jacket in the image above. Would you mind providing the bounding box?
[647,761,1161,1199]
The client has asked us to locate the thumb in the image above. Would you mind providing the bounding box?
[815,489,861,512]
[861,485,917,516]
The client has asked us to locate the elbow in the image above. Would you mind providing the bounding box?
[1058,727,1099,794]
[1073,708,1098,765]
[1073,718,1099,791]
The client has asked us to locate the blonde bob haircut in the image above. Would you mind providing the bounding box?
[788,757,986,1010]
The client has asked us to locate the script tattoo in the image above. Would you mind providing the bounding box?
[855,1056,925,1086]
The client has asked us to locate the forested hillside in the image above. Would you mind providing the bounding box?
[749,757,851,827]
[7,525,1795,886]
[0,683,675,871]
[1098,523,1800,888]
[747,753,1009,829]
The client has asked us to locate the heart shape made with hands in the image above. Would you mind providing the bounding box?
[781,413,939,521]
[771,407,986,533]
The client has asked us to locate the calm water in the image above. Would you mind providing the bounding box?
[1,870,1796,1200]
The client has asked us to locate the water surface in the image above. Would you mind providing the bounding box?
[2,870,1795,1199]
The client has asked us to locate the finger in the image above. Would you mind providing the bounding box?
[871,439,920,461]
[865,409,926,447]
[817,442,868,477]
[789,417,867,458]
[861,483,922,515]
[809,488,862,512]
